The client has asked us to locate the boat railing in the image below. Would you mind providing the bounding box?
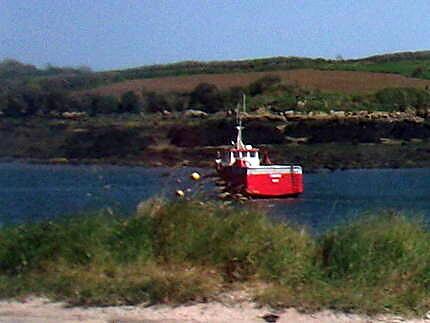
[248,165,302,170]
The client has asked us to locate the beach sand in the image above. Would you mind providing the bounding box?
[0,296,428,323]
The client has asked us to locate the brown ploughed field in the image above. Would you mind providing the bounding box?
[78,68,430,96]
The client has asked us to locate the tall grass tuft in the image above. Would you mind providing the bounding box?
[318,211,430,283]
[0,199,313,305]
[314,211,430,314]
[0,213,115,274]
[258,211,430,315]
[149,200,314,283]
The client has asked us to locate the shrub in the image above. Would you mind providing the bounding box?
[318,212,430,283]
[63,127,155,158]
[189,83,223,113]
[0,214,114,274]
[119,91,140,113]
[412,67,425,78]
[149,200,314,283]
[374,87,430,110]
[248,75,281,96]
[143,91,168,113]
[83,95,120,115]
[270,93,297,112]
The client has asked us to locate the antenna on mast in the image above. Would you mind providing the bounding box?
[235,93,246,150]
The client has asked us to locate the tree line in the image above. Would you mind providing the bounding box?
[1,75,430,118]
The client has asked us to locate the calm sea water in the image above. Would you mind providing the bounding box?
[0,162,429,232]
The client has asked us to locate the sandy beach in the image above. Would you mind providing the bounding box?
[0,296,429,323]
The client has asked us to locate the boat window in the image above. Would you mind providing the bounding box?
[233,151,239,158]
[250,151,256,158]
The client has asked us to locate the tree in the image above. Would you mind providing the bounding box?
[335,54,344,61]
[119,91,140,113]
[0,59,38,79]
[189,83,223,113]
[21,87,43,115]
[87,95,119,115]
[226,86,245,107]
[100,95,119,114]
[43,91,70,113]
[412,67,425,78]
[374,87,430,111]
[77,65,92,73]
[164,92,188,111]
[143,92,167,113]
[248,75,281,96]
[3,95,27,117]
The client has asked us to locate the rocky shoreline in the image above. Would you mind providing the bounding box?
[281,108,428,123]
[0,113,429,172]
[6,139,430,173]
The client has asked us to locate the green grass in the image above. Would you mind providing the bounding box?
[335,60,430,79]
[258,212,430,315]
[1,200,430,316]
[0,199,313,305]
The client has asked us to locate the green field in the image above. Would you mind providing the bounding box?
[331,59,430,79]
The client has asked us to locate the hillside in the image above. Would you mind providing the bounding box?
[102,50,430,86]
[79,68,430,97]
[3,50,430,93]
[3,51,430,119]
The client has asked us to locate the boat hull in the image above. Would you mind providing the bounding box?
[218,165,304,198]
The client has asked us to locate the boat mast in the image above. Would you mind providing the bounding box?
[236,93,246,150]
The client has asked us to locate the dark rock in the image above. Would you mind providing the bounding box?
[63,127,155,158]
[261,313,280,322]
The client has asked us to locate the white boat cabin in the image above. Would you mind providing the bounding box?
[218,145,261,167]
[215,94,268,168]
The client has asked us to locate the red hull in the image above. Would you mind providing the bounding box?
[218,166,304,197]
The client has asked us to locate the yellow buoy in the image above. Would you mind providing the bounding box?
[176,189,185,198]
[191,172,201,181]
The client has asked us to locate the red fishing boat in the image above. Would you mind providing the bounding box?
[215,95,304,198]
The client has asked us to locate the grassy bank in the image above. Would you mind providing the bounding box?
[1,200,430,316]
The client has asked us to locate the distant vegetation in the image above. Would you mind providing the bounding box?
[1,199,430,315]
[2,51,430,117]
[0,58,92,81]
[107,50,430,83]
[2,53,430,170]
[2,70,430,117]
[3,50,430,90]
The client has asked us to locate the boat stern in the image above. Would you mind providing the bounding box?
[245,166,304,197]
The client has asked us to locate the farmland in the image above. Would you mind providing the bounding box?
[79,68,430,97]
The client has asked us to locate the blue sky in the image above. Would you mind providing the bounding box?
[1,0,430,71]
